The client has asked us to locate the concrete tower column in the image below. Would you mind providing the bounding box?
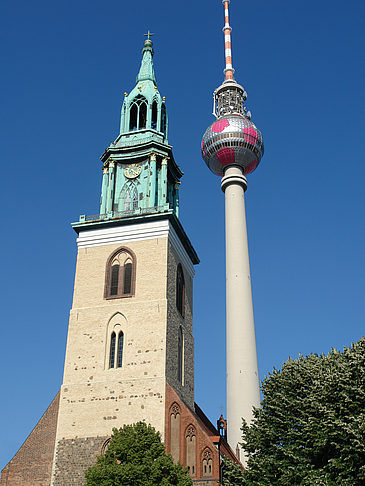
[221,165,260,461]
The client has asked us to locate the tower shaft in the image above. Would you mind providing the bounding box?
[221,166,260,459]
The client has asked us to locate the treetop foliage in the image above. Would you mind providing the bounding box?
[241,338,365,486]
[84,421,193,486]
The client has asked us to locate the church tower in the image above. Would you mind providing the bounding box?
[50,36,199,485]
[1,35,238,486]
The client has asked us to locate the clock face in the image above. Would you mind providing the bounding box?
[124,164,142,179]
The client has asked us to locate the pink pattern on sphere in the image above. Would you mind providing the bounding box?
[245,159,258,175]
[201,141,206,157]
[212,119,230,133]
[216,148,235,166]
[243,127,258,145]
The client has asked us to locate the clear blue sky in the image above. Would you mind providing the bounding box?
[1,0,364,471]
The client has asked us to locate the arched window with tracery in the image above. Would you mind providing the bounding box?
[202,448,213,477]
[105,247,136,299]
[129,95,148,131]
[169,403,181,464]
[119,182,138,212]
[176,264,185,317]
[177,326,184,384]
[108,331,124,369]
[185,425,196,478]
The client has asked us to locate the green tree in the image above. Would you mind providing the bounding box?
[241,338,365,486]
[84,421,193,486]
[220,456,246,486]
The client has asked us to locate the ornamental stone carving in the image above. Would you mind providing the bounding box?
[186,425,196,439]
[170,403,180,418]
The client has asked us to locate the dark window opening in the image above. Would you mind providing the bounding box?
[129,104,138,130]
[176,264,185,317]
[123,263,132,295]
[152,101,158,129]
[110,265,119,296]
[117,332,124,368]
[161,104,167,136]
[139,102,147,129]
[109,332,116,368]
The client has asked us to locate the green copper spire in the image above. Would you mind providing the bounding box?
[119,36,167,140]
[73,34,192,254]
[136,37,156,84]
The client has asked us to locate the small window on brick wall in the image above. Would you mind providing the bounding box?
[105,247,136,299]
[202,448,213,478]
[176,264,185,317]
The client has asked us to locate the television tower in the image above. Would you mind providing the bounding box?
[201,0,264,460]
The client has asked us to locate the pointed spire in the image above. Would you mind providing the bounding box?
[222,0,235,81]
[136,34,156,85]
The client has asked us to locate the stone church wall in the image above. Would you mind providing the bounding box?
[166,240,195,407]
[51,437,106,486]
[0,392,60,486]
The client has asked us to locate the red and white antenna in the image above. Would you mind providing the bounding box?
[222,0,235,81]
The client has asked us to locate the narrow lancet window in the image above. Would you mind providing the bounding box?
[110,265,120,296]
[109,332,116,368]
[129,103,138,130]
[139,101,147,129]
[152,101,158,129]
[117,332,124,368]
[161,104,167,136]
[176,264,185,317]
[123,262,132,295]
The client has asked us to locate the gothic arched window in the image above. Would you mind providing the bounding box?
[202,448,213,477]
[177,326,184,384]
[139,101,147,129]
[108,331,124,369]
[117,331,124,368]
[105,248,136,299]
[109,332,116,368]
[185,426,196,478]
[129,95,147,131]
[176,264,185,317]
[169,403,181,463]
[122,182,138,212]
[152,100,158,129]
[161,104,167,136]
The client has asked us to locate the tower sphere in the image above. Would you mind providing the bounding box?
[202,112,264,177]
